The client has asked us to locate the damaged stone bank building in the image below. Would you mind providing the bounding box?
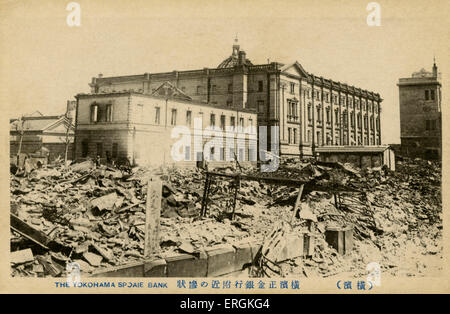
[74,40,383,166]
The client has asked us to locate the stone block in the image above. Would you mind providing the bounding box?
[205,244,236,277]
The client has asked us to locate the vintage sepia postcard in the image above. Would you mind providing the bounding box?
[0,0,449,297]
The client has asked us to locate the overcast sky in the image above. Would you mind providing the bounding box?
[1,0,449,144]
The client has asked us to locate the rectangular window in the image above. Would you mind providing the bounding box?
[230,148,235,160]
[228,83,233,93]
[248,118,253,128]
[290,82,295,94]
[326,108,330,123]
[258,81,263,92]
[185,146,191,161]
[308,130,311,143]
[136,104,143,123]
[227,100,232,107]
[335,110,339,125]
[171,109,177,125]
[317,107,321,122]
[106,104,113,122]
[238,148,244,161]
[196,86,202,95]
[258,100,264,114]
[239,117,244,131]
[288,127,292,144]
[293,128,297,144]
[186,110,192,126]
[220,115,225,130]
[155,107,160,124]
[308,105,312,121]
[425,90,430,100]
[82,140,89,157]
[90,104,98,122]
[210,114,215,127]
[248,148,255,161]
[316,131,321,145]
[97,105,107,122]
[220,147,225,161]
[430,90,435,100]
[230,116,235,130]
[96,142,103,158]
[112,143,118,158]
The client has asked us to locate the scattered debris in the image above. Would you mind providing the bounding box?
[10,157,442,278]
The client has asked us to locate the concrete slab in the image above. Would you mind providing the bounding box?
[164,253,207,277]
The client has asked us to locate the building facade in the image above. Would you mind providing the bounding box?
[75,82,258,166]
[398,62,442,159]
[81,40,382,163]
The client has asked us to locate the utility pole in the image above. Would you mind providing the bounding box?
[16,116,25,158]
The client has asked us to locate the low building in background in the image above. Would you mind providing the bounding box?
[10,103,75,162]
[398,61,442,160]
[316,145,395,171]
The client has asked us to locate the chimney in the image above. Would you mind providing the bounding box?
[238,50,246,65]
[98,73,103,78]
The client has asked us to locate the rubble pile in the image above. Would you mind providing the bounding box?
[10,156,442,278]
[271,157,443,278]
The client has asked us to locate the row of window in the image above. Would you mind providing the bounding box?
[306,105,380,130]
[193,81,265,95]
[81,140,118,159]
[299,89,379,112]
[151,106,254,131]
[184,146,257,162]
[305,131,380,146]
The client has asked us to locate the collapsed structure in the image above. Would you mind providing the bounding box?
[10,156,442,278]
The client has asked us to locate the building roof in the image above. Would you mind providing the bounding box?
[217,55,253,68]
[217,38,253,68]
[151,81,192,101]
[316,145,392,153]
[76,91,258,114]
